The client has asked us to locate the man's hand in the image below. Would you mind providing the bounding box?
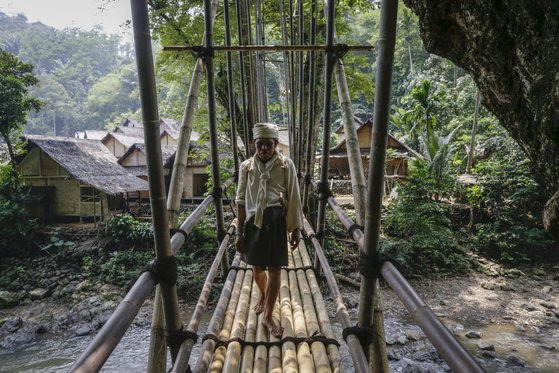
[235,234,244,253]
[290,228,301,250]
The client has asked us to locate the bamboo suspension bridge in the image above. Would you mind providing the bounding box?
[70,0,484,372]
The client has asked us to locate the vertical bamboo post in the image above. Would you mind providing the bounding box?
[303,0,317,211]
[235,0,251,155]
[288,0,297,158]
[280,0,294,157]
[130,0,182,365]
[166,0,219,227]
[359,0,398,371]
[315,0,336,262]
[224,0,239,174]
[203,0,227,268]
[296,0,305,172]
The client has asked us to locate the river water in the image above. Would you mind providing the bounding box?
[0,326,165,372]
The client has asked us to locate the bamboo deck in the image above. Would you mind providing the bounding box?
[195,240,342,373]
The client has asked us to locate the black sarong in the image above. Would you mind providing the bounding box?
[243,206,288,267]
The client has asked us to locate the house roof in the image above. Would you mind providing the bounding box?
[102,132,144,149]
[21,135,149,195]
[84,130,107,140]
[112,118,200,142]
[330,119,423,159]
[117,143,178,166]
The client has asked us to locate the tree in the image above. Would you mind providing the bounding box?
[402,0,559,239]
[0,49,42,169]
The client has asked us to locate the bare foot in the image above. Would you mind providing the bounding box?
[253,297,265,314]
[262,318,284,338]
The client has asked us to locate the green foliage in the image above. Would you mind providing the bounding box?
[469,134,555,263]
[384,163,470,276]
[0,49,43,165]
[41,227,75,253]
[0,166,38,257]
[106,213,154,250]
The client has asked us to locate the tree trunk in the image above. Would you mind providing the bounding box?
[403,0,559,239]
[466,90,480,173]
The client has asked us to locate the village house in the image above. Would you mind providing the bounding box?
[117,142,210,199]
[16,135,149,222]
[320,117,422,192]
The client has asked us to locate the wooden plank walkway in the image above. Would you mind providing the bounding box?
[196,241,342,373]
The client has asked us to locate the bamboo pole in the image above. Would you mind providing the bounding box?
[288,253,315,372]
[296,0,305,171]
[291,249,332,373]
[209,267,246,372]
[302,219,369,373]
[240,277,259,372]
[170,223,237,373]
[69,272,157,372]
[315,0,336,256]
[203,0,227,270]
[167,0,219,227]
[296,244,341,372]
[280,0,294,157]
[220,268,254,373]
[130,1,182,365]
[164,45,373,52]
[289,0,297,159]
[235,0,251,155]
[267,298,282,373]
[302,0,317,211]
[193,259,246,373]
[280,269,298,372]
[223,0,239,174]
[359,1,398,370]
[253,309,268,372]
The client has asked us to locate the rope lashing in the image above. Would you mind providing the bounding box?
[165,324,199,346]
[227,265,316,273]
[202,331,340,349]
[325,43,350,60]
[316,181,333,202]
[170,228,189,241]
[140,256,178,286]
[304,173,312,185]
[342,325,382,346]
[191,45,215,60]
[359,250,388,279]
[211,186,223,199]
[347,223,364,238]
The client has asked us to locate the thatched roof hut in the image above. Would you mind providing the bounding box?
[21,135,148,195]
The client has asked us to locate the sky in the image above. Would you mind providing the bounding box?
[0,0,132,39]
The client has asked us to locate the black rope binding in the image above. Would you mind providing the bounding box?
[347,223,364,238]
[191,45,215,60]
[140,256,178,286]
[170,228,189,241]
[304,173,312,186]
[165,325,199,347]
[342,325,378,346]
[202,331,340,349]
[211,186,223,200]
[359,250,387,279]
[316,181,333,202]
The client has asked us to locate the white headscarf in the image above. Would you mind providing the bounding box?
[253,123,279,140]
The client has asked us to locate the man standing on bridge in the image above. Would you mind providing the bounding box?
[235,122,303,338]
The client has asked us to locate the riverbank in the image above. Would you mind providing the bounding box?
[1,249,558,371]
